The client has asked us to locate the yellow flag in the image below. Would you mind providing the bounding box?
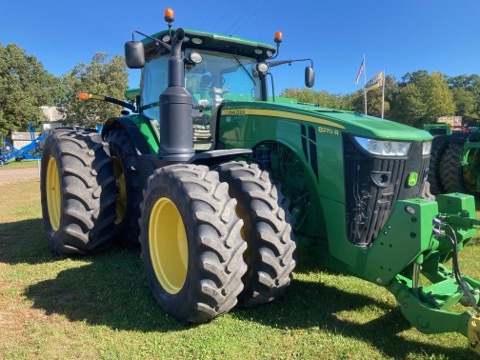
[365,70,383,91]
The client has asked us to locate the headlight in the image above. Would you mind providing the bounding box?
[422,141,432,155]
[256,62,269,74]
[354,136,411,157]
[187,51,203,64]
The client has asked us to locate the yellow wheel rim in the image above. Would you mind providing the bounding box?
[148,197,188,294]
[112,157,126,224]
[46,156,61,231]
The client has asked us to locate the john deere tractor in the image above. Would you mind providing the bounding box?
[40,8,480,354]
[426,121,480,196]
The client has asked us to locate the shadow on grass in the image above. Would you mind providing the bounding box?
[231,279,471,359]
[0,218,55,265]
[24,245,186,332]
[246,247,474,358]
[23,249,473,358]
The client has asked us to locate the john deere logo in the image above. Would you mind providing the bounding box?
[407,172,418,187]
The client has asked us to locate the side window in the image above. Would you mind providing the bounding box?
[141,56,169,121]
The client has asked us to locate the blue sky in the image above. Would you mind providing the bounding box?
[1,0,478,95]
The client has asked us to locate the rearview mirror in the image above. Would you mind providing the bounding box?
[125,41,145,69]
[305,66,315,88]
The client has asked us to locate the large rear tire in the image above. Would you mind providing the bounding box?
[139,164,247,323]
[40,129,117,255]
[104,128,143,246]
[427,135,448,195]
[216,161,296,307]
[442,142,471,193]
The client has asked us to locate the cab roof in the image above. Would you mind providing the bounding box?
[143,28,277,61]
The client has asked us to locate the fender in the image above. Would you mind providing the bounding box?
[102,116,156,155]
[445,131,477,143]
[189,148,252,167]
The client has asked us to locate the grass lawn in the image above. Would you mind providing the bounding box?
[0,159,41,168]
[0,177,478,359]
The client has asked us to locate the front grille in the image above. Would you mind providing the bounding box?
[344,135,429,246]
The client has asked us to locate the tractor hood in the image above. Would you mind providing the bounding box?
[221,101,432,142]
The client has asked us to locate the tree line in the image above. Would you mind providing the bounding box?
[0,43,128,137]
[1,42,479,138]
[281,71,480,128]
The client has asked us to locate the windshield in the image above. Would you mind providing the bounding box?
[141,49,261,120]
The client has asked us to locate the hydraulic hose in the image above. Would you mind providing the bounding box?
[433,217,480,314]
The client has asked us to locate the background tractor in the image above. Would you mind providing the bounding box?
[40,8,480,354]
[425,117,480,196]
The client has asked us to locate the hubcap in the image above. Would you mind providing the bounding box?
[148,197,188,294]
[46,156,61,230]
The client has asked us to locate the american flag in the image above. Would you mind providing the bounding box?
[354,58,364,85]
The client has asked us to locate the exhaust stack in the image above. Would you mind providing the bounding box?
[158,28,194,162]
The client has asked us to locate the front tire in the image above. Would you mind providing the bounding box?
[216,161,296,307]
[40,129,117,255]
[139,164,247,323]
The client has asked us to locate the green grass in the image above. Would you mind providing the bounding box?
[0,178,479,359]
[0,158,40,168]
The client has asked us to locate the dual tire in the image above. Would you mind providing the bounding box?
[427,135,448,195]
[216,161,296,307]
[139,162,296,323]
[41,129,296,322]
[442,142,478,194]
[428,137,480,195]
[40,129,117,255]
[104,128,143,246]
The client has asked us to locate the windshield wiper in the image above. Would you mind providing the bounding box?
[233,54,256,86]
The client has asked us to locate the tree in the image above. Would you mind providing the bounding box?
[417,71,455,124]
[447,74,480,119]
[270,70,478,127]
[390,83,426,126]
[280,87,318,104]
[350,75,395,117]
[447,74,480,92]
[383,75,398,119]
[401,70,429,84]
[280,87,353,110]
[62,52,128,127]
[390,71,455,127]
[451,87,477,118]
[351,90,365,113]
[0,43,62,136]
[365,89,388,118]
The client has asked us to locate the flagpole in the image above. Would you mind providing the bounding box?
[363,54,367,115]
[381,69,385,118]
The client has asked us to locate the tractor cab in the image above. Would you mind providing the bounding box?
[124,9,314,151]
[136,35,269,117]
[137,42,266,149]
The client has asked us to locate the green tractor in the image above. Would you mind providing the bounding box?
[40,8,480,354]
[426,122,480,196]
